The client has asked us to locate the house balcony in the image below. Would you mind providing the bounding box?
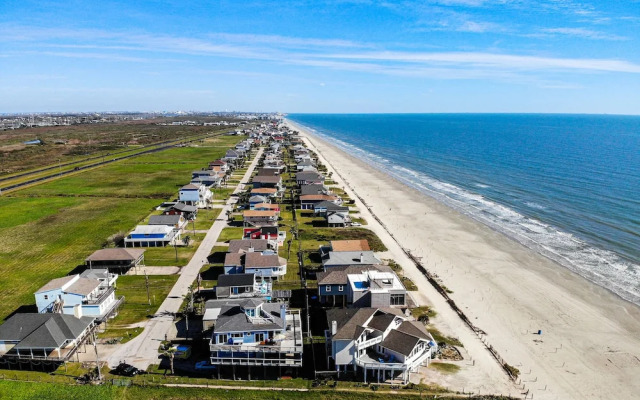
[356,335,383,351]
[83,286,115,305]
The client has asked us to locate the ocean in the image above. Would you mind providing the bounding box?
[288,114,640,305]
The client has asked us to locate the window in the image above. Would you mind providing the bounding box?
[43,295,49,300]
[338,285,344,292]
[219,334,228,344]
[231,333,243,338]
[255,333,265,342]
[326,286,331,292]
[390,294,405,306]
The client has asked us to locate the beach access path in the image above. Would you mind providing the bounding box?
[106,147,264,369]
[289,119,640,400]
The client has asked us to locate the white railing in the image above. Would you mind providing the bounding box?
[356,336,383,351]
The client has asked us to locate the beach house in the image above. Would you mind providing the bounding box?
[243,210,279,227]
[215,273,272,300]
[85,248,145,273]
[34,272,122,321]
[179,183,213,208]
[317,265,407,308]
[322,251,381,270]
[295,171,324,186]
[325,308,436,384]
[124,225,180,247]
[0,313,95,363]
[206,299,303,374]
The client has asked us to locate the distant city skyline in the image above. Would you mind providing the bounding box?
[1,0,639,114]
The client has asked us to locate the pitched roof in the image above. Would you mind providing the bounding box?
[181,183,200,190]
[0,313,93,349]
[249,195,268,203]
[396,320,432,341]
[149,215,182,226]
[313,201,348,211]
[213,300,285,333]
[243,210,277,217]
[36,275,76,293]
[295,172,323,181]
[317,265,389,285]
[254,203,279,210]
[252,175,281,183]
[224,253,243,266]
[367,312,397,333]
[217,273,255,288]
[169,202,197,213]
[328,308,377,340]
[244,252,286,269]
[65,277,101,296]
[85,248,145,262]
[300,184,326,195]
[250,188,277,194]
[331,240,370,252]
[380,329,422,357]
[228,239,269,253]
[300,194,338,202]
[322,251,381,267]
[80,269,110,281]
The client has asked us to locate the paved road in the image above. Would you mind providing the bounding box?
[106,147,263,369]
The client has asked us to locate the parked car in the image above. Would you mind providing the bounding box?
[172,344,192,360]
[351,222,362,226]
[111,362,143,377]
[195,361,217,370]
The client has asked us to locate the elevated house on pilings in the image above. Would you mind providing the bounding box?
[0,313,96,370]
[325,308,437,384]
[206,298,303,379]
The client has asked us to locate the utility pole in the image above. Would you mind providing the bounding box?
[144,270,151,305]
[92,330,102,381]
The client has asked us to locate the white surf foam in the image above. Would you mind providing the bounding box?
[301,123,640,306]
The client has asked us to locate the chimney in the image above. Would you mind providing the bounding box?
[73,304,83,318]
[280,304,287,325]
[360,253,364,263]
[331,320,338,336]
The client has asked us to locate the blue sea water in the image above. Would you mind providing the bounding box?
[288,114,640,305]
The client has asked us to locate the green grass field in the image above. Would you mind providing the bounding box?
[0,138,240,322]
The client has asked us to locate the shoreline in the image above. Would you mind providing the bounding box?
[287,119,640,400]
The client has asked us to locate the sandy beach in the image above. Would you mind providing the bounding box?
[287,119,640,400]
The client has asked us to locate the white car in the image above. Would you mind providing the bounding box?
[351,222,362,226]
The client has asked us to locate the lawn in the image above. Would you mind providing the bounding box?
[193,208,222,230]
[217,227,244,242]
[0,137,243,322]
[143,233,207,267]
[106,275,179,327]
[0,196,158,320]
[298,227,388,252]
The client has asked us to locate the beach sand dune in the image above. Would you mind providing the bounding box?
[288,120,640,400]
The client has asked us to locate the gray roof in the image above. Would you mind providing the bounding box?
[295,172,323,181]
[244,252,285,269]
[396,320,432,341]
[228,239,269,254]
[252,175,281,184]
[300,184,326,196]
[322,251,381,268]
[224,253,243,266]
[36,275,75,293]
[380,329,422,357]
[169,202,197,213]
[313,201,348,212]
[367,312,397,333]
[249,195,268,203]
[217,273,255,288]
[328,308,377,340]
[65,277,101,296]
[85,248,145,262]
[213,300,285,334]
[0,313,93,349]
[317,265,391,286]
[149,215,182,226]
[80,269,110,281]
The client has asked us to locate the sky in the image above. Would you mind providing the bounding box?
[1,0,640,114]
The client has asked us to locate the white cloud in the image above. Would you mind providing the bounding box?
[541,27,627,40]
